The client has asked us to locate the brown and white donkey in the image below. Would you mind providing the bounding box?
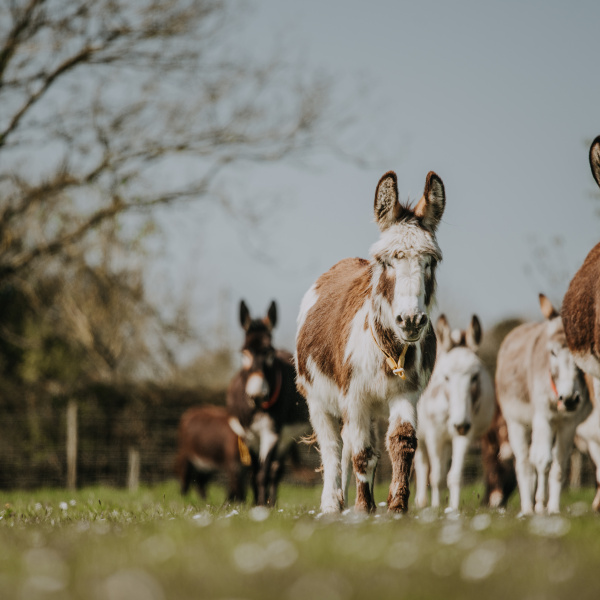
[562,135,600,510]
[295,170,445,513]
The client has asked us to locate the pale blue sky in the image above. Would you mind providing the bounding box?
[157,0,600,354]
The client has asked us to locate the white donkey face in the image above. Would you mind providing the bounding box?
[539,294,584,412]
[435,347,482,436]
[433,314,484,435]
[370,171,444,344]
[371,242,439,343]
[546,317,583,412]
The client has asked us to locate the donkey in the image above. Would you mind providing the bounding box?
[295,170,445,514]
[414,315,495,511]
[227,300,310,506]
[496,294,591,514]
[562,135,600,511]
[175,404,247,502]
[481,403,517,508]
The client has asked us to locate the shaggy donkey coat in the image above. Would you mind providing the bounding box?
[414,315,495,511]
[496,294,590,514]
[296,170,445,513]
[562,135,600,510]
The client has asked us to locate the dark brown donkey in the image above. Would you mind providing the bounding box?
[481,403,517,508]
[562,135,600,510]
[175,405,247,502]
[227,300,310,506]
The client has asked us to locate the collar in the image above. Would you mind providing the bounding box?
[261,368,282,409]
[549,370,565,410]
[369,324,408,380]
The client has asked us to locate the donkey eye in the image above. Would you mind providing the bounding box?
[471,373,479,384]
[550,348,558,357]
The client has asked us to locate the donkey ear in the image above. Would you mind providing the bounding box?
[590,136,600,188]
[539,293,559,320]
[436,314,453,352]
[265,300,277,330]
[414,171,445,232]
[466,315,482,351]
[240,300,251,330]
[374,171,401,230]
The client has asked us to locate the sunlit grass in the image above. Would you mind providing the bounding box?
[0,481,599,599]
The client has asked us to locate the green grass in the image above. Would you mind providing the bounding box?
[1,481,600,599]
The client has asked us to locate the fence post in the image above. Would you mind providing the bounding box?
[570,448,582,489]
[66,400,78,490]
[128,447,140,492]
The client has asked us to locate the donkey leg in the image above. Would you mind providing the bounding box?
[180,460,194,496]
[309,402,344,513]
[413,438,430,509]
[346,405,378,513]
[547,423,577,514]
[587,439,600,512]
[249,452,260,505]
[368,420,379,494]
[447,434,470,511]
[256,446,278,506]
[226,463,245,503]
[254,416,279,506]
[529,414,553,514]
[195,472,209,500]
[341,424,353,508]
[506,420,534,515]
[427,435,447,508]
[268,456,285,506]
[386,398,418,513]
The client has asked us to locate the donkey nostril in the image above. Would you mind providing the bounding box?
[396,315,404,326]
[418,314,429,329]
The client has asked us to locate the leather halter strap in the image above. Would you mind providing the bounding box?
[549,370,566,409]
[261,368,282,409]
[369,325,408,380]
[549,370,559,398]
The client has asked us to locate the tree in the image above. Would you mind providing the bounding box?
[0,0,343,386]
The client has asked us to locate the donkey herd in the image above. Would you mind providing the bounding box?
[176,135,600,517]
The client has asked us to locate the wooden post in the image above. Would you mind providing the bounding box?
[128,447,140,492]
[66,400,78,490]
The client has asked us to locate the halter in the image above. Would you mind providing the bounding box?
[549,370,564,409]
[369,325,408,380]
[261,368,283,410]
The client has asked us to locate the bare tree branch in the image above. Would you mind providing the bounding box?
[0,0,354,386]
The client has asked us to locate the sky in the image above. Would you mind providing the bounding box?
[157,0,600,356]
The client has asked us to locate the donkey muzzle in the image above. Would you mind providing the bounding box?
[396,312,429,342]
[245,373,269,400]
[559,393,580,413]
[454,423,471,436]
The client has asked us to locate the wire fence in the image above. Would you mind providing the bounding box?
[0,385,596,497]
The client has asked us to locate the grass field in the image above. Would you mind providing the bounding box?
[1,481,600,600]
